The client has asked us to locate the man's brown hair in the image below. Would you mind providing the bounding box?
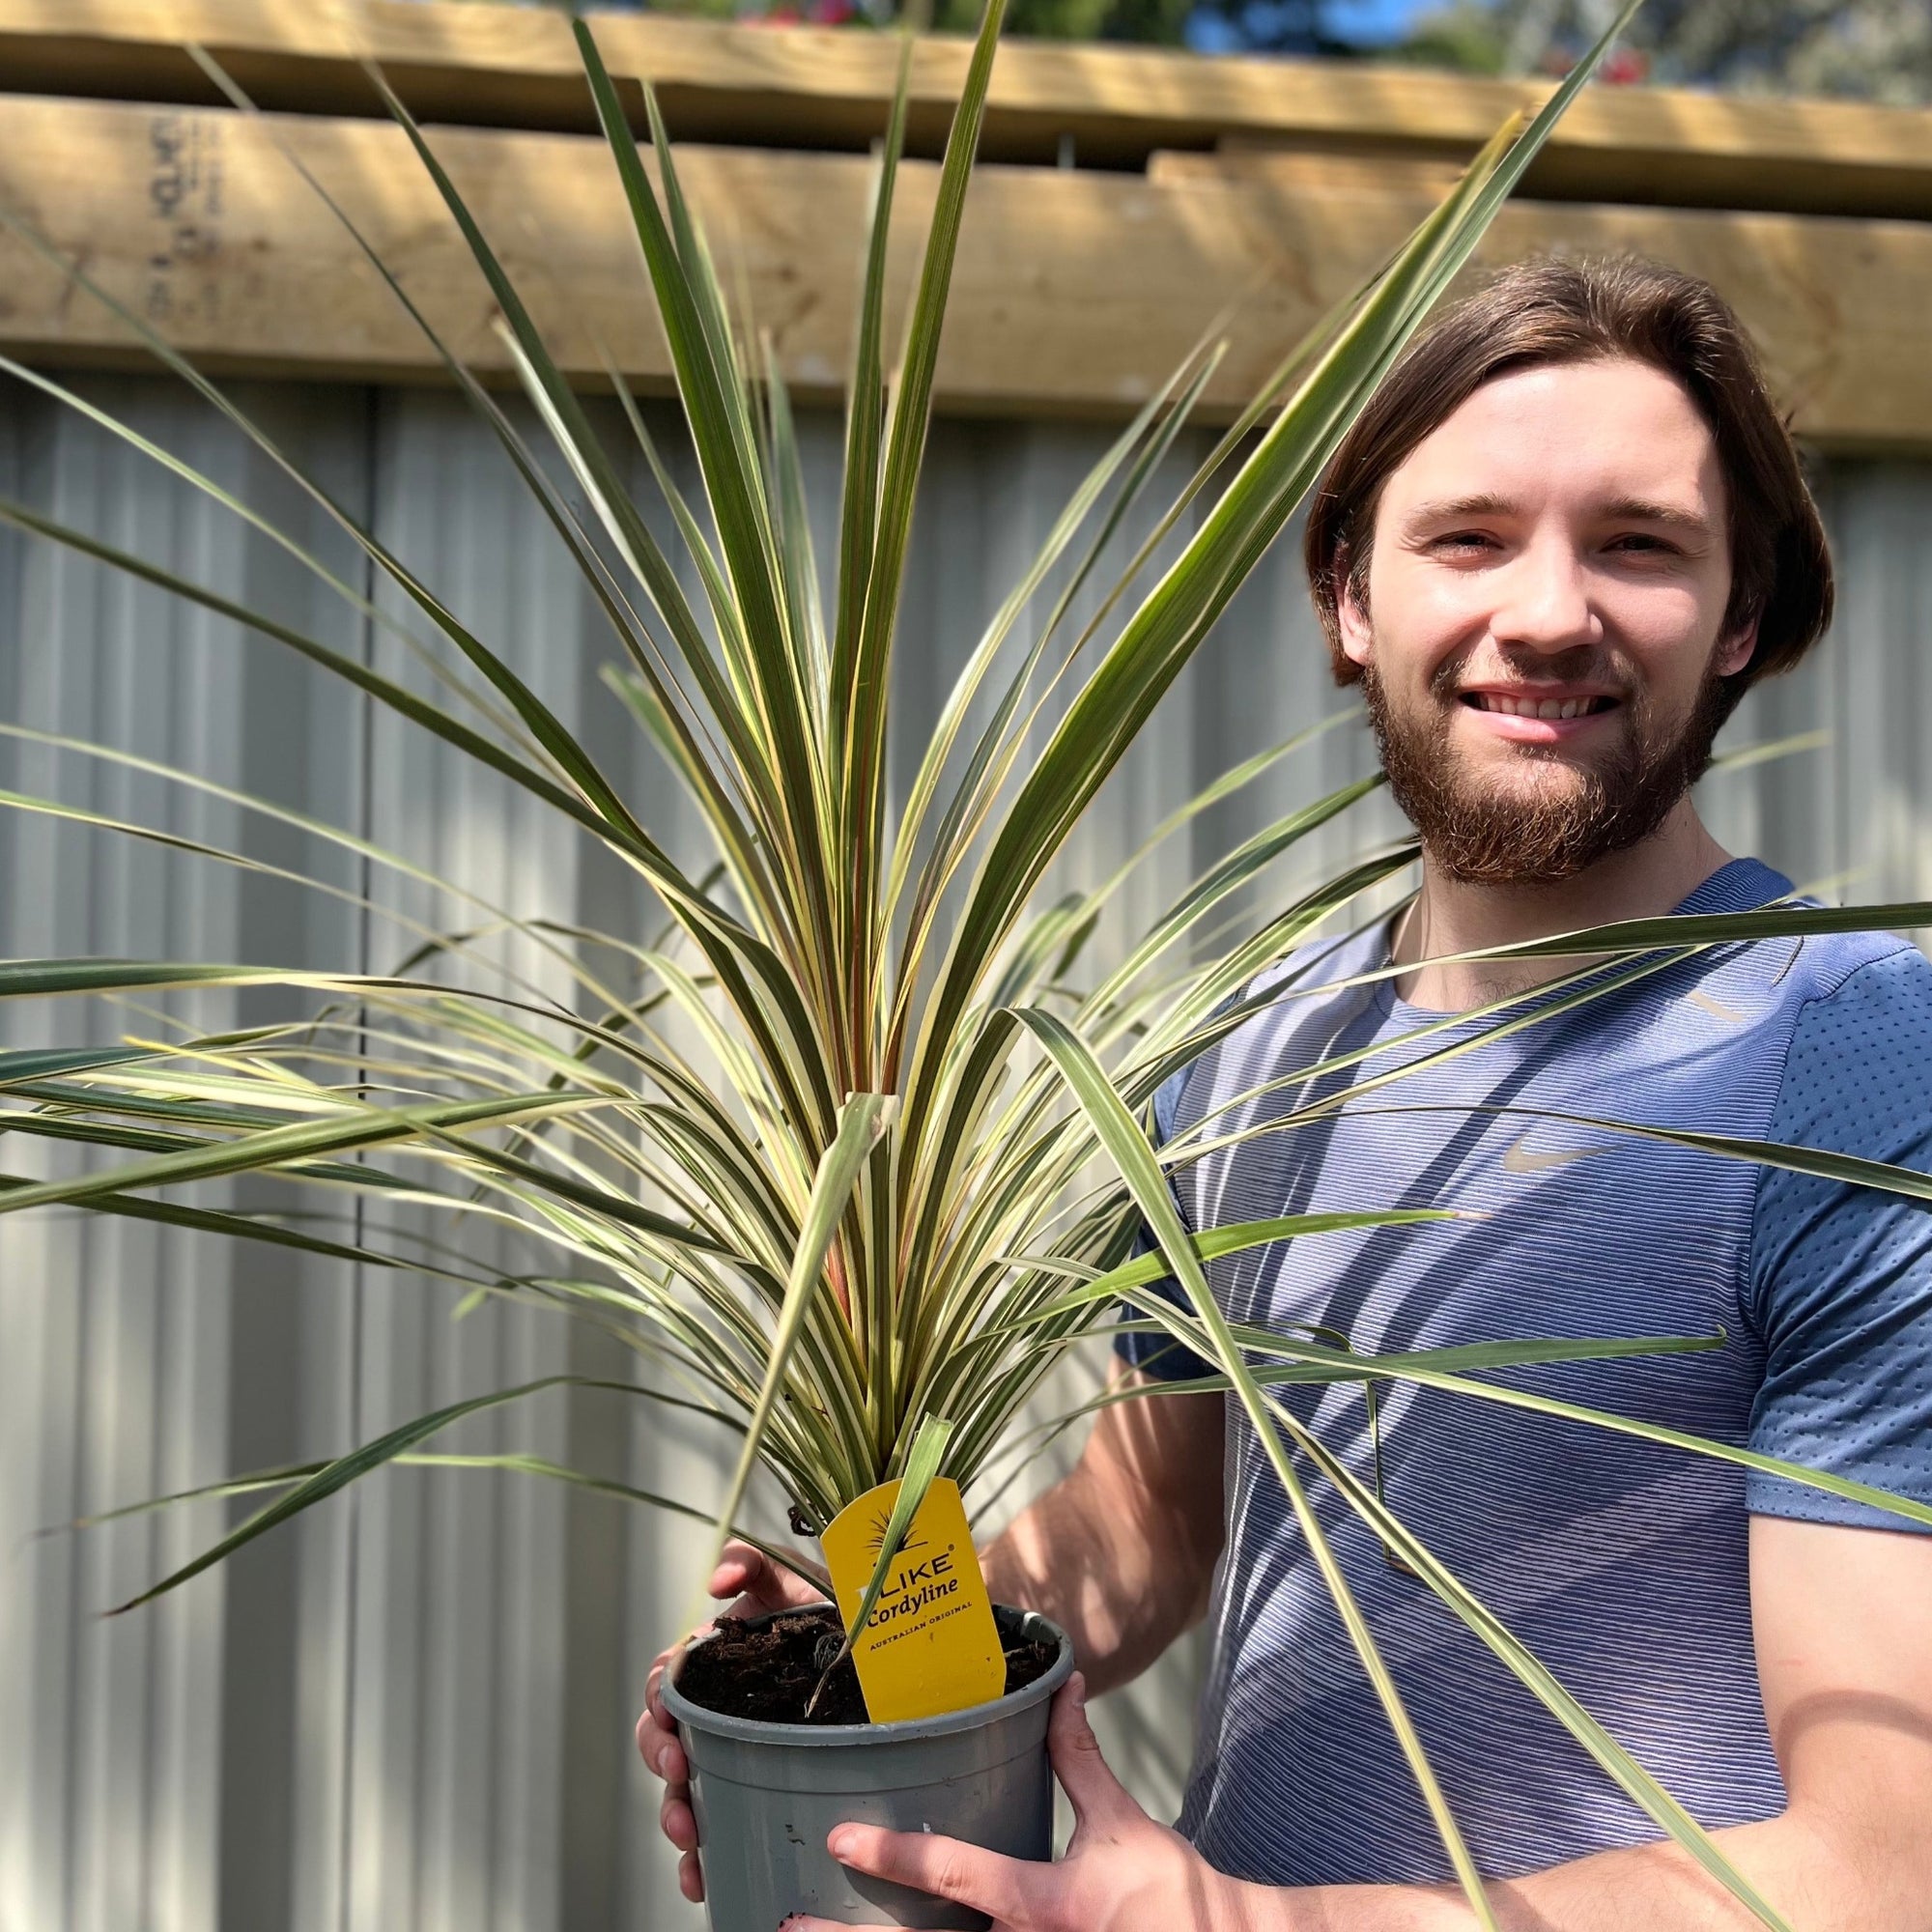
[1302,254,1833,723]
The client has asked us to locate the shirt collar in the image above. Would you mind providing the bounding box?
[1672,856,1796,917]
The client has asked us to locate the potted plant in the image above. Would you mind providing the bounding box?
[5,4,1931,1928]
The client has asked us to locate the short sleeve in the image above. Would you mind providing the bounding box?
[1746,949,1932,1533]
[1112,1059,1218,1384]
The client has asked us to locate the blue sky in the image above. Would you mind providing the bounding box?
[1183,0,1440,55]
[1324,0,1434,43]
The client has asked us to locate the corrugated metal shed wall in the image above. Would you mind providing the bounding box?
[0,370,1919,1932]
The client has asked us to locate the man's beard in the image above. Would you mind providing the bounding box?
[1360,653,1731,886]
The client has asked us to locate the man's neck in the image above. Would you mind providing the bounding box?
[1390,798,1736,1013]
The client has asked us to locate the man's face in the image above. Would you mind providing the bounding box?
[1337,355,1759,884]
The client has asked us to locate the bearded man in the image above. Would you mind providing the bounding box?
[642,256,1932,1930]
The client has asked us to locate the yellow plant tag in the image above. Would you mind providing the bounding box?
[820,1476,1006,1724]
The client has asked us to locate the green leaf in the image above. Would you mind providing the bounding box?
[108,1373,582,1612]
[1350,1099,1932,1212]
[0,351,531,750]
[0,1088,603,1219]
[573,22,831,931]
[1412,1362,1932,1533]
[1272,1405,1794,1930]
[845,1412,955,1649]
[1011,1005,1496,1925]
[1103,1264,1932,1535]
[686,1093,896,1633]
[96,1379,832,1611]
[805,1412,957,1717]
[1002,1207,1463,1329]
[0,496,633,853]
[1450,898,1932,964]
[1076,774,1385,1016]
[831,34,915,740]
[0,1045,153,1086]
[0,1172,391,1268]
[838,0,1010,974]
[1708,728,1830,775]
[399,1454,832,1595]
[883,339,1228,1055]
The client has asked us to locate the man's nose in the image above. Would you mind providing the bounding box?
[1489,542,1603,655]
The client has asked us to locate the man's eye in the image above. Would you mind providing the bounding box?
[1433,532,1495,553]
[1608,533,1678,554]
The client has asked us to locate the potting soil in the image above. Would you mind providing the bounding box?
[676,1605,1058,1726]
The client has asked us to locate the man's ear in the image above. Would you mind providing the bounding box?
[1716,614,1759,680]
[1334,558,1373,669]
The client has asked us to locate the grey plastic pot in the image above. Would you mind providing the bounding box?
[661,1606,1074,1932]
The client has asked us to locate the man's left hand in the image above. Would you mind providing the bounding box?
[783,1672,1246,1932]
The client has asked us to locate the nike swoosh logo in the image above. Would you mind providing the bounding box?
[1687,989,1747,1024]
[1501,1131,1601,1175]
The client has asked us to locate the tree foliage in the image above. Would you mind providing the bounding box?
[1404,0,1932,101]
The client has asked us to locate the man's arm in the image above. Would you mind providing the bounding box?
[804,1515,1932,1932]
[983,1364,1226,1696]
[1237,1514,1932,1931]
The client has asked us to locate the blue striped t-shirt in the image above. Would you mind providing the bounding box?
[1119,857,1932,1886]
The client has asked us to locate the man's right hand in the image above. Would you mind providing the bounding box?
[637,1541,827,1905]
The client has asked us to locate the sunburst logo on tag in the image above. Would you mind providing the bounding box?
[820,1476,1005,1723]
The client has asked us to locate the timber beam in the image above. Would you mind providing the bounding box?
[4,1,1932,220]
[0,94,1927,449]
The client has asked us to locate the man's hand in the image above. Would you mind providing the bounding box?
[783,1673,1247,1932]
[636,1541,826,1905]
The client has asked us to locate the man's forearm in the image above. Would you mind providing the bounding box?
[980,1460,1215,1695]
[975,1374,1224,1695]
[1231,1809,1902,1932]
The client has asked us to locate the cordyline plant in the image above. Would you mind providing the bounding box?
[7,3,1932,1924]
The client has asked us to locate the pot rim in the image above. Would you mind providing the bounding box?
[662,1604,1073,1748]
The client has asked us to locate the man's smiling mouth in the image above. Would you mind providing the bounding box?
[1461,692,1620,721]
